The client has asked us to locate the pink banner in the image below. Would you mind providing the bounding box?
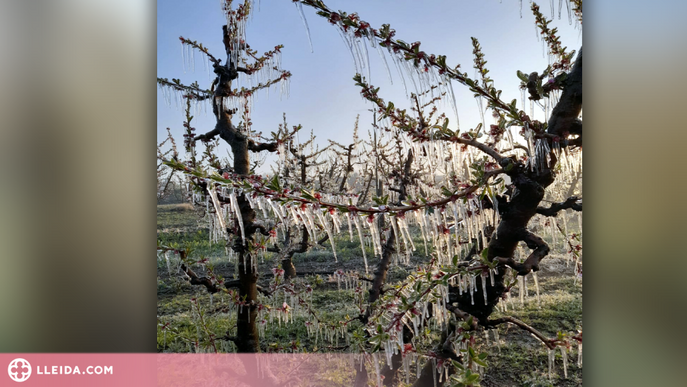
[2,354,362,386]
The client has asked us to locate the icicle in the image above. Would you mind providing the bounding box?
[373,352,381,387]
[548,347,555,379]
[469,275,475,305]
[481,272,488,305]
[360,36,372,83]
[180,40,187,73]
[367,214,381,258]
[518,276,525,305]
[577,342,583,367]
[561,346,568,378]
[533,271,541,306]
[337,29,360,75]
[301,206,319,241]
[417,211,429,256]
[432,358,437,387]
[316,211,337,261]
[416,355,421,383]
[164,251,172,276]
[229,191,246,245]
[389,49,409,96]
[375,42,393,84]
[353,215,369,274]
[294,2,313,53]
[390,217,402,258]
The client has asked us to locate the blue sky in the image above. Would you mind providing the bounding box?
[157,0,581,169]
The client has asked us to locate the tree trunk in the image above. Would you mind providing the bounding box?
[282,258,297,281]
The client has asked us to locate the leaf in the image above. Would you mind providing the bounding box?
[301,189,315,201]
[517,70,529,83]
[268,174,281,191]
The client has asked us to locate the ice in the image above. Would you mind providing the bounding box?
[228,190,246,246]
[300,206,319,241]
[476,95,486,135]
[207,185,229,241]
[389,49,409,96]
[180,40,187,74]
[577,342,582,367]
[417,211,429,256]
[375,43,393,84]
[361,36,372,83]
[367,213,382,258]
[336,29,359,75]
[548,347,555,379]
[432,358,437,387]
[294,2,313,53]
[316,211,337,262]
[481,272,489,305]
[561,346,568,378]
[373,352,382,387]
[346,212,354,241]
[390,217,402,259]
[469,275,475,305]
[533,271,541,306]
[353,214,369,274]
[416,355,421,384]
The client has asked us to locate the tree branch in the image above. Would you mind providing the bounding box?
[547,47,583,143]
[248,139,279,153]
[536,196,582,216]
[495,230,550,275]
[181,263,220,294]
[446,305,478,330]
[484,316,555,349]
[224,279,270,296]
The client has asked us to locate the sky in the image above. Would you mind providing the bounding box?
[157,0,582,171]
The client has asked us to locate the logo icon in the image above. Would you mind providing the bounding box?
[8,358,31,382]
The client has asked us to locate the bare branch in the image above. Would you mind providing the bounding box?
[537,196,582,216]
[181,263,220,294]
[484,316,555,349]
[495,230,550,275]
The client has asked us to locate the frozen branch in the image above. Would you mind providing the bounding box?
[224,279,270,296]
[181,263,221,294]
[484,316,555,349]
[496,230,550,275]
[547,48,583,143]
[536,196,582,216]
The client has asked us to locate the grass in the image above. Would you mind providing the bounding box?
[157,204,582,385]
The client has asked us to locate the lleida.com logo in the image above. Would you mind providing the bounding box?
[8,358,114,382]
[8,358,31,383]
